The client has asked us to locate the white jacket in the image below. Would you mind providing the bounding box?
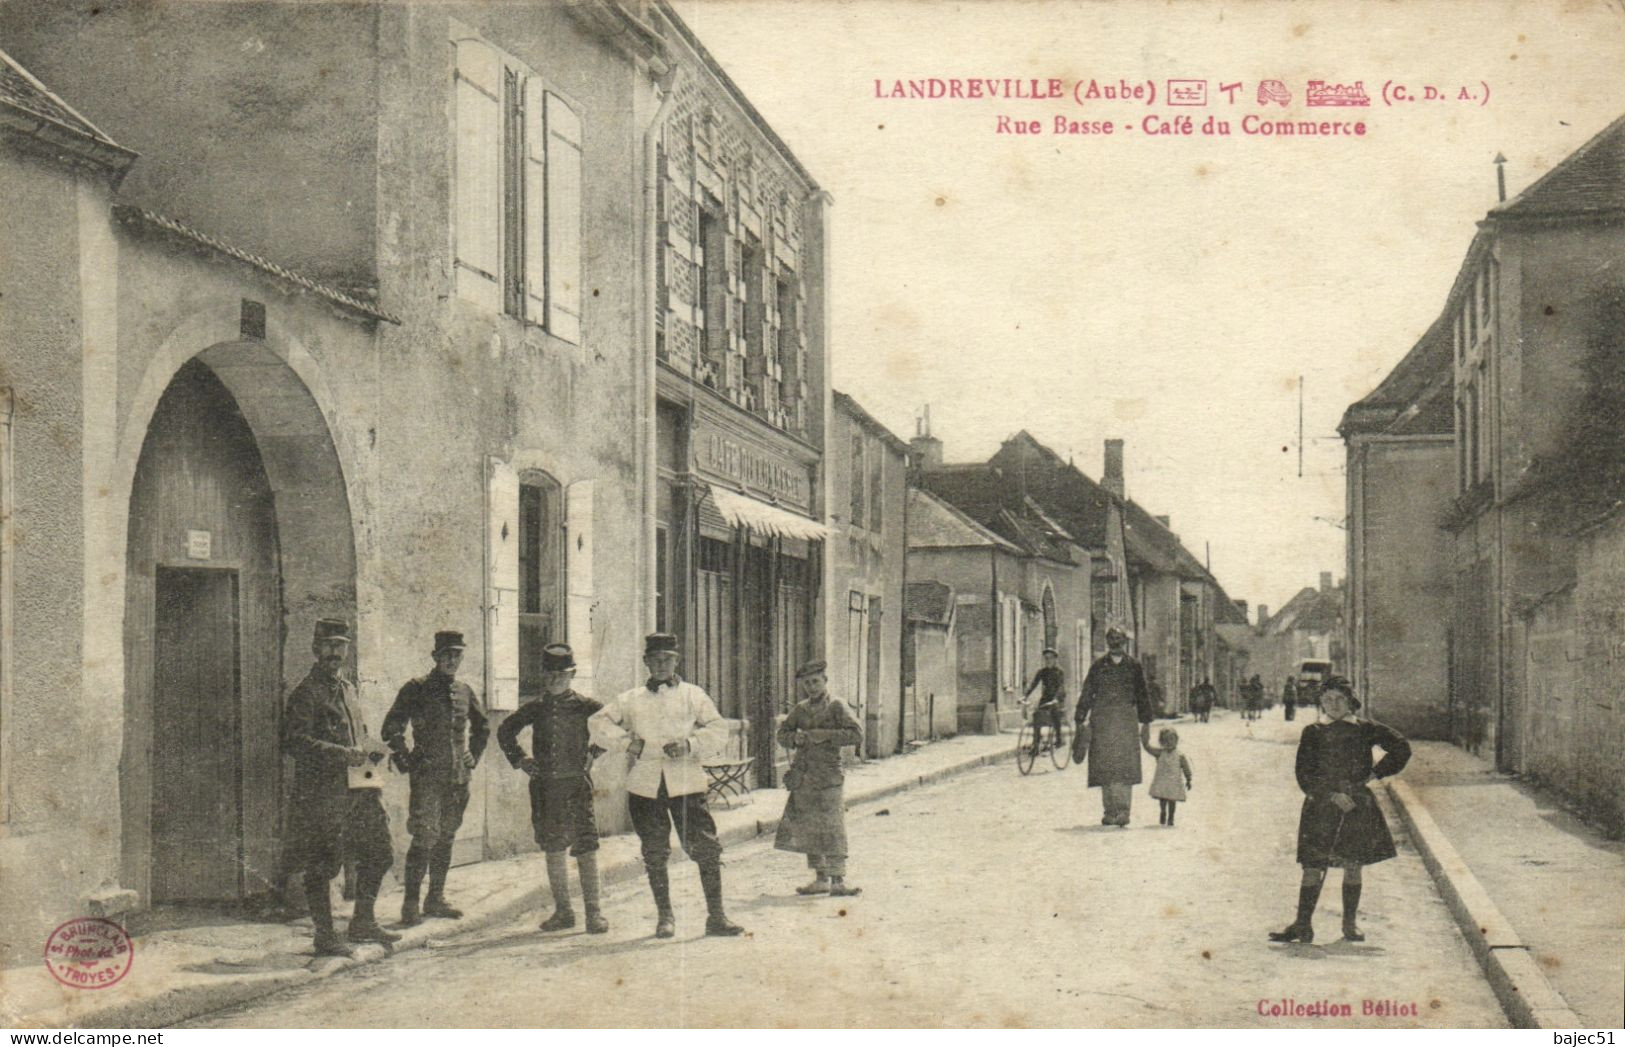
[590,678,729,798]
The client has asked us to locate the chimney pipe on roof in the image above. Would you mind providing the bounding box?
[1257,605,1269,627]
[1104,439,1124,499]
[910,404,943,470]
[1320,571,1333,592]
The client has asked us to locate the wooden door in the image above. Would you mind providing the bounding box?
[152,567,242,902]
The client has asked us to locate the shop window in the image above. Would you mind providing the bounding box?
[452,28,581,341]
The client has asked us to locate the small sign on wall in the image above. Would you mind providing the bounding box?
[186,529,212,560]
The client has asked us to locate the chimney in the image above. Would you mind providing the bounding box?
[1103,439,1124,498]
[1257,605,1269,627]
[1320,571,1333,593]
[911,406,943,470]
[1154,514,1170,528]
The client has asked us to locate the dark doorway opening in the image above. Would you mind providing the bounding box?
[151,566,243,903]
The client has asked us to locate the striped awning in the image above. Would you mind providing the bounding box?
[705,486,829,542]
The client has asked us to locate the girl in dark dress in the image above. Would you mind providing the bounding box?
[1269,676,1411,944]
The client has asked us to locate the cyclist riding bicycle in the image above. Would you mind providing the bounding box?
[1024,648,1065,756]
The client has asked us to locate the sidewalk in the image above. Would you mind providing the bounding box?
[1384,740,1625,1029]
[1,731,1015,1030]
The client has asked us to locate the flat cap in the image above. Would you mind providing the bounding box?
[644,633,680,655]
[433,630,467,655]
[313,618,352,644]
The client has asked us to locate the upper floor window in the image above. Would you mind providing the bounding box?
[453,31,581,343]
[868,439,884,533]
[698,204,727,365]
[849,431,866,529]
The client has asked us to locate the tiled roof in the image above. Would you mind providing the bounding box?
[905,581,955,625]
[907,488,1021,553]
[916,464,1073,562]
[833,390,910,455]
[1493,114,1625,220]
[988,432,1113,548]
[115,207,401,325]
[1264,586,1343,635]
[0,47,119,146]
[1342,314,1454,437]
[0,46,136,177]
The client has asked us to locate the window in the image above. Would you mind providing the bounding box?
[518,477,564,699]
[849,431,866,529]
[776,276,799,402]
[868,440,884,533]
[1466,383,1481,484]
[699,206,726,363]
[453,30,581,341]
[655,525,668,632]
[1462,398,1475,494]
[743,235,764,363]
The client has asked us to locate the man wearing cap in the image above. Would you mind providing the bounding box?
[1023,647,1066,758]
[382,630,489,926]
[496,643,609,934]
[589,633,743,938]
[775,660,864,897]
[281,619,400,956]
[1074,625,1156,826]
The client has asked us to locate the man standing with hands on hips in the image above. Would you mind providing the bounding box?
[590,633,744,939]
[383,630,490,927]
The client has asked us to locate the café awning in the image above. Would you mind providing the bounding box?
[705,485,829,542]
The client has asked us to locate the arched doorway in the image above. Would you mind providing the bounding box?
[122,342,356,905]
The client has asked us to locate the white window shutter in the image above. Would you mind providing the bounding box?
[485,456,521,711]
[545,92,583,344]
[455,38,502,312]
[566,479,595,694]
[523,76,548,324]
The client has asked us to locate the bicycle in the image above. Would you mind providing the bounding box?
[1016,699,1071,775]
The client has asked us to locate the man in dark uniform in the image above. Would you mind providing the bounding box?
[382,630,489,927]
[281,618,399,957]
[1283,675,1299,721]
[496,643,609,934]
[1023,647,1065,757]
[1075,625,1156,826]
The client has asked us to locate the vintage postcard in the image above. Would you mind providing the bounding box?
[0,0,1622,1033]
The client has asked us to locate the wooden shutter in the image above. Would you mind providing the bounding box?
[485,457,520,711]
[566,480,595,695]
[545,92,583,343]
[454,38,502,312]
[523,76,548,324]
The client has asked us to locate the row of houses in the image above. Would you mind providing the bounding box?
[0,0,1248,964]
[0,0,853,964]
[1341,114,1625,833]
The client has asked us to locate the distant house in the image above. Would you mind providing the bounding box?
[1249,574,1348,693]
[903,580,959,741]
[1341,316,1454,738]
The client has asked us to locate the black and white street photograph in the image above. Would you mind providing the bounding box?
[0,0,1622,1033]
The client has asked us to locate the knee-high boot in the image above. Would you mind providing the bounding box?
[1269,880,1323,944]
[400,840,428,925]
[1342,880,1364,941]
[578,852,607,933]
[539,851,575,931]
[306,873,353,957]
[423,842,462,918]
[647,863,675,938]
[699,862,743,937]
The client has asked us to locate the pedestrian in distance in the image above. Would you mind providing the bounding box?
[1283,675,1299,722]
[1269,676,1412,944]
[1190,677,1217,723]
[382,630,490,927]
[589,633,744,938]
[496,643,609,934]
[1074,625,1155,827]
[1023,647,1065,757]
[775,660,865,897]
[280,619,399,957]
[1143,727,1193,826]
